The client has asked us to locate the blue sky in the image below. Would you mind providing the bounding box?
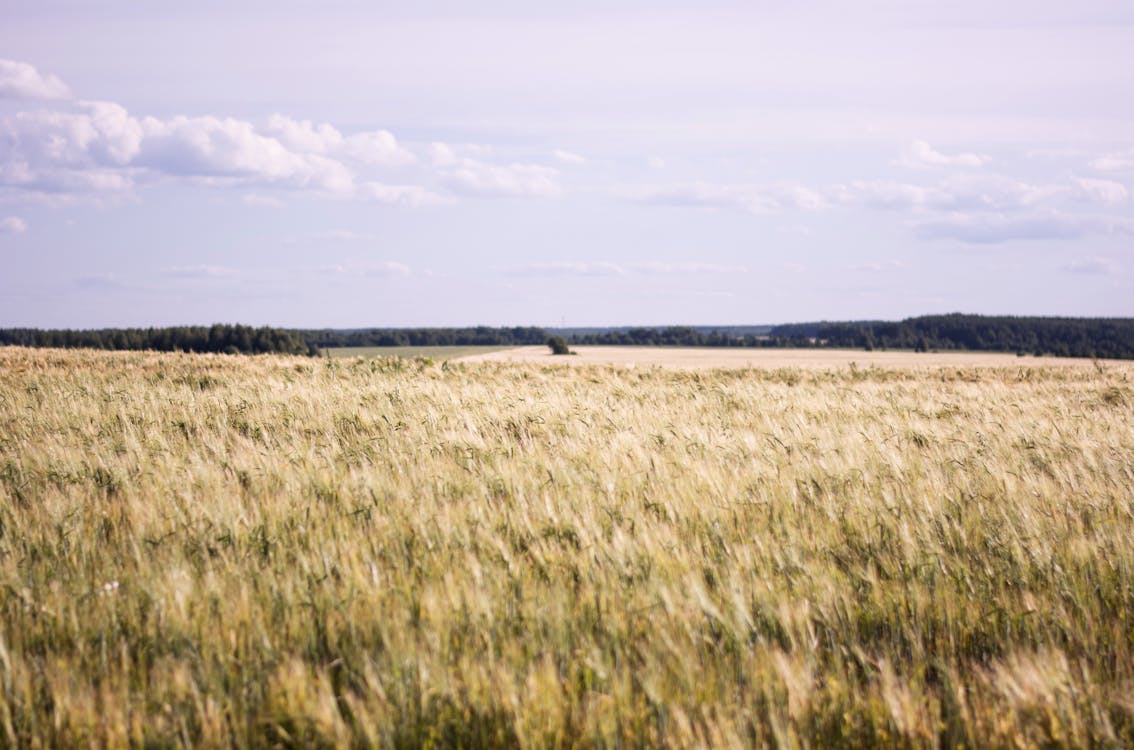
[1,0,1132,327]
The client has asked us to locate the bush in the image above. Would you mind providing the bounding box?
[546,336,572,355]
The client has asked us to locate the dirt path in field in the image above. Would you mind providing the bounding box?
[456,346,1126,369]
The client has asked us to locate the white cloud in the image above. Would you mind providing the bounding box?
[936,175,1058,211]
[266,114,414,167]
[637,174,1131,247]
[638,181,825,213]
[1061,256,1120,275]
[138,115,354,193]
[445,161,560,198]
[777,185,826,210]
[1072,177,1128,205]
[553,149,585,164]
[827,174,1134,244]
[0,59,71,101]
[342,129,415,167]
[82,101,147,163]
[431,142,562,198]
[0,95,432,203]
[265,114,341,154]
[897,140,987,168]
[0,102,337,196]
[20,101,141,164]
[835,175,1060,212]
[0,216,28,234]
[831,180,945,210]
[429,142,459,167]
[0,100,144,194]
[1090,149,1134,172]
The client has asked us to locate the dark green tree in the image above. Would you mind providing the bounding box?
[546,336,572,355]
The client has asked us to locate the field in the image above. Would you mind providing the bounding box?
[1,346,1133,747]
[325,345,512,361]
[459,345,1110,369]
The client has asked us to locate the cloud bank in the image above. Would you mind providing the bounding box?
[0,97,425,201]
[633,170,1133,245]
[1,56,1131,260]
[0,60,567,207]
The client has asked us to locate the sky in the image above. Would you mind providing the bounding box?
[1,0,1132,328]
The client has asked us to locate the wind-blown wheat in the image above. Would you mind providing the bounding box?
[0,347,1131,747]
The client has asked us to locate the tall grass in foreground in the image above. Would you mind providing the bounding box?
[0,347,1132,748]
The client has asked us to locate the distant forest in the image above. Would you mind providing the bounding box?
[0,324,316,356]
[807,315,1134,360]
[566,315,1134,359]
[301,326,549,349]
[2,315,1133,359]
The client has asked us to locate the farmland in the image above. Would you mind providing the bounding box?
[457,345,1110,369]
[1,346,1132,747]
[325,345,512,361]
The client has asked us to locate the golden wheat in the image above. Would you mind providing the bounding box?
[0,347,1132,748]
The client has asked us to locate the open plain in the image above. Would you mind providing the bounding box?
[1,346,1132,747]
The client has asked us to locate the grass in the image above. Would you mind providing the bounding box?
[1,346,1132,747]
[323,345,514,360]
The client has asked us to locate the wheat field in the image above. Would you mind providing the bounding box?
[1,347,1132,748]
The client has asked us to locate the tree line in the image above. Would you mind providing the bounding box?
[565,315,1134,359]
[0,324,317,356]
[810,315,1134,359]
[300,326,548,348]
[568,326,793,347]
[3,315,1132,359]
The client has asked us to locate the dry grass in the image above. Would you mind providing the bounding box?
[458,345,1112,369]
[1,346,1132,748]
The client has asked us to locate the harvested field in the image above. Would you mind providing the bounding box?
[458,344,1113,369]
[325,345,512,361]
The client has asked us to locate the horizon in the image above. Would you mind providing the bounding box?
[4,311,1134,335]
[2,1,1132,328]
